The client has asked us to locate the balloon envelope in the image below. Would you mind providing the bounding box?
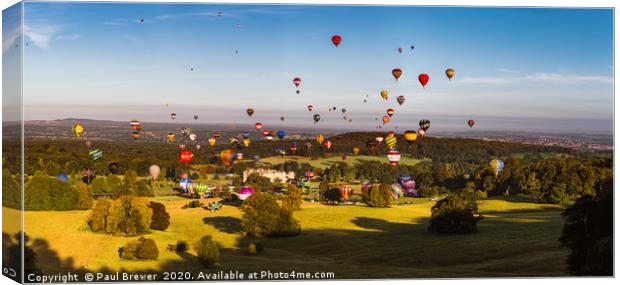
[149,165,160,180]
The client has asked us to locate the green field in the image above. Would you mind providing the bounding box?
[258,155,428,169]
[4,196,569,278]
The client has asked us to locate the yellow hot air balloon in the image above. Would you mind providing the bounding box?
[404,130,418,144]
[445,68,455,80]
[208,138,217,146]
[316,134,325,145]
[242,138,251,147]
[380,89,389,100]
[385,132,397,150]
[72,124,85,139]
[352,147,360,155]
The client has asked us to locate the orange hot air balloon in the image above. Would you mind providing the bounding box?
[331,35,342,47]
[445,68,455,80]
[316,134,325,145]
[255,122,263,130]
[382,115,390,124]
[219,149,234,167]
[352,147,360,155]
[418,74,429,87]
[380,89,389,100]
[208,137,216,146]
[387,108,395,117]
[392,68,402,80]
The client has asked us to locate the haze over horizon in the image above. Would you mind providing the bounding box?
[3,3,613,136]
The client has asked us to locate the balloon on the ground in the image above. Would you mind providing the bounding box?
[339,184,353,201]
[238,186,255,200]
[397,174,417,197]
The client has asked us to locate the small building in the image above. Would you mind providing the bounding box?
[243,168,295,183]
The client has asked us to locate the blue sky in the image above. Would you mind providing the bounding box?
[3,2,614,133]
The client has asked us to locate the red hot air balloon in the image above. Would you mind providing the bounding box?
[179,150,193,164]
[387,108,395,117]
[392,68,402,80]
[293,77,301,88]
[468,119,475,128]
[324,140,332,150]
[387,150,401,166]
[255,122,263,130]
[418,74,429,87]
[398,47,403,53]
[331,35,342,47]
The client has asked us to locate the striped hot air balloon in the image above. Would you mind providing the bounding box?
[338,184,353,202]
[89,149,103,160]
[385,132,397,150]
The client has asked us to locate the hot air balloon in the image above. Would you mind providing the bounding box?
[149,165,160,180]
[236,152,244,160]
[72,124,85,139]
[276,130,285,139]
[397,174,417,197]
[404,130,418,144]
[342,154,349,161]
[418,74,429,87]
[181,127,192,137]
[341,108,346,114]
[171,113,177,120]
[82,168,96,184]
[418,128,426,138]
[189,133,197,141]
[246,108,254,117]
[265,134,273,141]
[196,144,201,150]
[131,131,140,140]
[56,174,69,182]
[380,89,388,100]
[410,45,415,50]
[339,184,353,201]
[280,116,285,122]
[242,138,251,147]
[331,35,342,47]
[213,133,221,139]
[241,132,250,139]
[253,154,261,161]
[468,119,475,128]
[307,105,313,112]
[167,133,175,142]
[385,132,397,150]
[179,150,193,164]
[219,149,234,167]
[130,120,141,131]
[313,114,321,123]
[178,143,186,150]
[392,68,402,80]
[490,159,505,176]
[316,134,325,144]
[352,147,360,155]
[390,183,403,202]
[419,119,430,131]
[375,136,384,143]
[194,115,199,120]
[387,150,401,166]
[89,149,103,160]
[108,162,119,174]
[382,115,391,125]
[254,122,263,130]
[229,137,239,146]
[324,140,332,150]
[290,142,298,154]
[238,186,255,201]
[293,77,301,88]
[218,11,223,17]
[396,95,405,106]
[208,137,216,146]
[366,140,377,152]
[85,140,92,148]
[304,171,315,180]
[398,47,403,53]
[387,108,395,117]
[445,68,455,80]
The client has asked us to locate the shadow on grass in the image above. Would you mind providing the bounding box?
[202,216,243,234]
[11,205,573,279]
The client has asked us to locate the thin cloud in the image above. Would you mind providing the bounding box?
[24,24,61,48]
[460,72,613,85]
[56,34,80,40]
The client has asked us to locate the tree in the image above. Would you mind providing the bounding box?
[119,237,159,260]
[117,170,138,197]
[74,182,93,210]
[2,170,20,209]
[559,179,612,276]
[107,175,122,196]
[149,201,170,231]
[283,184,303,211]
[90,176,108,195]
[105,196,153,235]
[318,180,330,200]
[428,191,483,234]
[240,192,300,237]
[366,184,393,207]
[88,198,113,232]
[196,235,219,266]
